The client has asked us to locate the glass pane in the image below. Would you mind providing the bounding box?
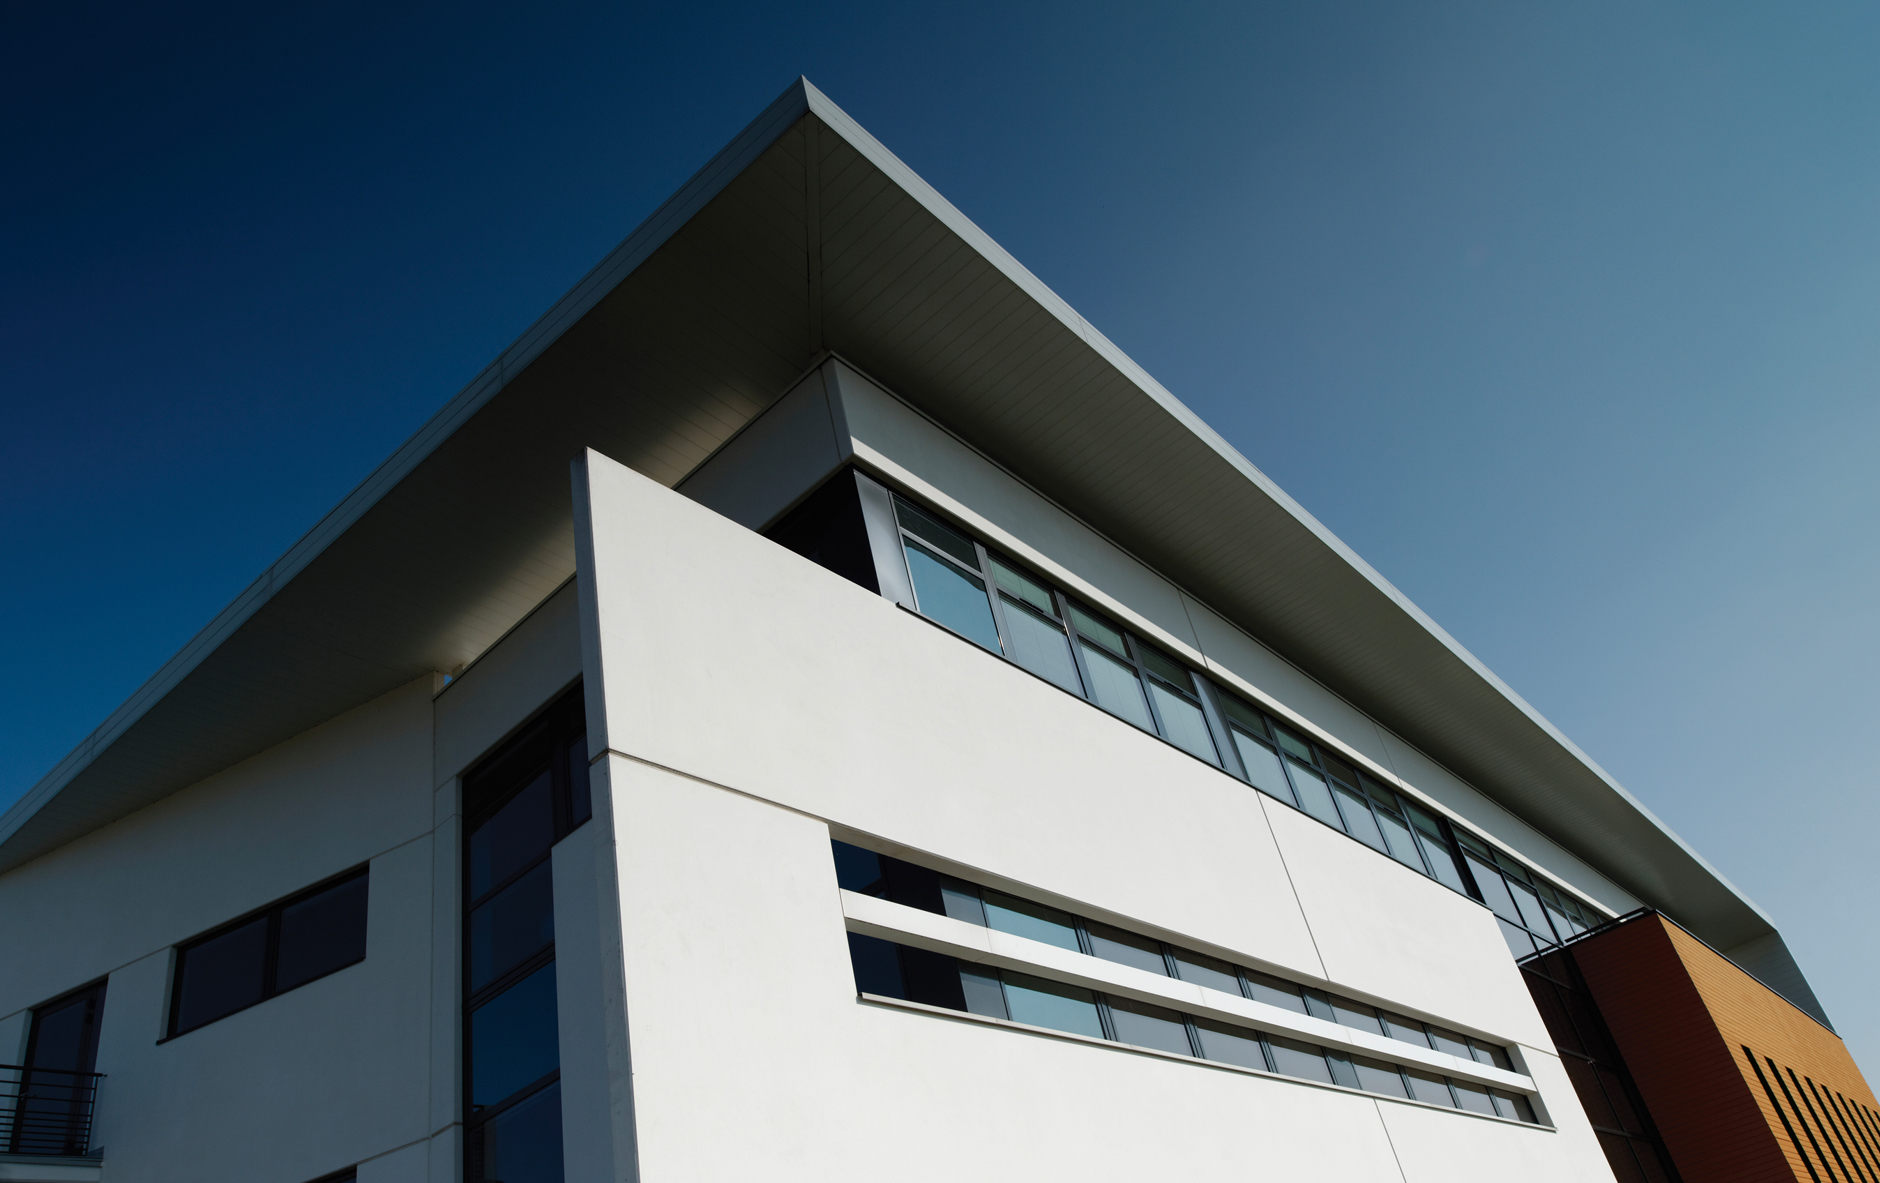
[1287,759,1344,829]
[1148,683,1219,765]
[1408,816,1468,894]
[1216,693,1267,738]
[1302,989,1338,1022]
[1467,855,1524,924]
[1493,1090,1538,1123]
[469,771,555,900]
[1001,973,1103,1038]
[960,967,1007,1018]
[990,558,1057,618]
[1354,1056,1410,1098]
[1079,642,1154,731]
[1172,950,1241,996]
[1194,1019,1268,1070]
[1509,880,1559,942]
[469,862,555,993]
[1267,1035,1334,1084]
[1272,726,1314,764]
[982,890,1081,952]
[1381,1012,1433,1048]
[1372,798,1427,873]
[1108,997,1193,1056]
[893,498,977,567]
[899,947,967,1011]
[1319,750,1357,785]
[1067,603,1128,656]
[1244,970,1308,1014]
[940,878,987,925]
[1453,1077,1498,1115]
[27,990,100,1073]
[1000,596,1083,694]
[1329,996,1384,1035]
[904,541,1000,652]
[1427,1026,1473,1060]
[846,933,904,998]
[470,961,560,1109]
[1326,1050,1361,1089]
[1333,785,1388,852]
[175,917,268,1032]
[1405,1068,1456,1107]
[275,874,369,993]
[830,841,884,894]
[567,738,591,827]
[1086,922,1169,976]
[1137,643,1191,689]
[1544,899,1577,940]
[1499,918,1538,958]
[1472,1039,1515,1070]
[472,1080,563,1183]
[1234,733,1295,804]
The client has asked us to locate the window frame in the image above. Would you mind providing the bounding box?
[165,863,370,1039]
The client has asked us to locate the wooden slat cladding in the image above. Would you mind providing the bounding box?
[1568,914,1880,1183]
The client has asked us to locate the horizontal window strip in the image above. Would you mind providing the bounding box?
[833,841,1536,1106]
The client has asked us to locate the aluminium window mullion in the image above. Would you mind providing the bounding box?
[974,542,1016,658]
[1055,589,1100,706]
[1123,634,1175,742]
[1194,679,1247,781]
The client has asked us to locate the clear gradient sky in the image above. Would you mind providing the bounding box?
[5,2,1877,1068]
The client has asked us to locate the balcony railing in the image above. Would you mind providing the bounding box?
[0,1064,102,1157]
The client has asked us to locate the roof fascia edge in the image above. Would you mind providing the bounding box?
[0,80,817,857]
[801,81,1768,931]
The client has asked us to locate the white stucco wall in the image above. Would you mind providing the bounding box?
[574,448,1617,1182]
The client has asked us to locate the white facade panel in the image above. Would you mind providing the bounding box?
[571,448,1616,1181]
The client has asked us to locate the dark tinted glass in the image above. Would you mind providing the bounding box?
[903,541,1001,652]
[830,840,885,894]
[1217,693,1266,738]
[1066,602,1129,655]
[1194,1019,1268,1070]
[1107,997,1193,1056]
[470,862,555,993]
[469,771,555,900]
[470,962,560,1108]
[765,471,879,593]
[28,987,103,1073]
[1137,643,1191,689]
[1086,922,1168,976]
[175,917,268,1032]
[846,933,904,998]
[567,738,591,827]
[275,874,369,993]
[1267,1036,1333,1084]
[1499,918,1538,958]
[1273,726,1314,764]
[1472,1039,1515,1070]
[1319,750,1357,785]
[900,947,969,1011]
[893,498,978,568]
[1302,988,1338,1022]
[1172,949,1241,996]
[472,1080,564,1183]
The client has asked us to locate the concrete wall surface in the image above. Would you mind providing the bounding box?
[574,447,1619,1181]
[678,357,1637,919]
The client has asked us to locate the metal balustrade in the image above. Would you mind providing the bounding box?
[0,1064,102,1157]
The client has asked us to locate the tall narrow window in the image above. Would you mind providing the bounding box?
[10,982,105,1156]
[464,687,589,1183]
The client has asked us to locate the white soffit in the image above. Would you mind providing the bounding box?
[0,80,1776,970]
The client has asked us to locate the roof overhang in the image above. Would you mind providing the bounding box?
[1,80,1797,1010]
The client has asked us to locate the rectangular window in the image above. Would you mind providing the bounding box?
[13,982,106,1157]
[837,842,1540,1122]
[464,686,588,1183]
[169,866,369,1037]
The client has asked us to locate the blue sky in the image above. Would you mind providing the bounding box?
[4,2,1876,1067]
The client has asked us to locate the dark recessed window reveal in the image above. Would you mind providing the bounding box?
[463,685,589,1183]
[167,866,369,1038]
[834,840,1540,1124]
[844,483,1604,954]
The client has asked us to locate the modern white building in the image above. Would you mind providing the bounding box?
[2,79,1869,1183]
